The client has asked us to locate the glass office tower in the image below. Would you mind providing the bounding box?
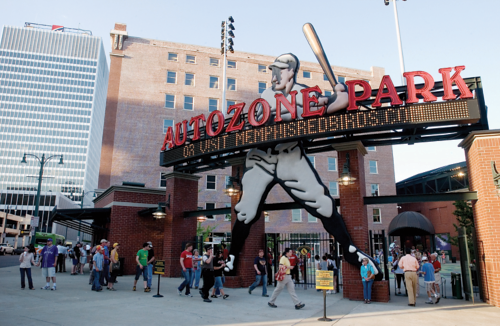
[0,24,109,211]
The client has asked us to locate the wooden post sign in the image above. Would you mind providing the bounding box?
[153,260,165,298]
[154,260,165,275]
[316,270,334,322]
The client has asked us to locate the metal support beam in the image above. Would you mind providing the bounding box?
[363,192,477,205]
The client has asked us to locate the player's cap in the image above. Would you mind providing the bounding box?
[422,256,428,261]
[269,53,299,71]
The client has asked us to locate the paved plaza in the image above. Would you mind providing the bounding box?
[1,257,499,326]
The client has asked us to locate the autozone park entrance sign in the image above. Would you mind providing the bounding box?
[160,66,487,172]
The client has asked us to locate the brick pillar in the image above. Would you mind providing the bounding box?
[162,172,200,277]
[335,142,389,302]
[459,130,500,308]
[225,163,266,288]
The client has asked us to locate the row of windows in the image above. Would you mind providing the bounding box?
[168,53,241,70]
[0,50,98,67]
[164,95,236,113]
[1,142,88,156]
[1,71,96,88]
[0,64,96,81]
[1,86,93,102]
[167,72,240,92]
[0,79,94,95]
[1,108,91,124]
[0,57,97,74]
[1,116,90,132]
[1,94,93,109]
[1,125,89,139]
[1,102,91,117]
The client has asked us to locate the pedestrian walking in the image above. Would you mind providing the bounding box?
[100,240,110,286]
[92,245,104,292]
[191,249,202,289]
[56,241,67,273]
[361,258,375,303]
[108,243,120,291]
[267,248,273,286]
[39,238,58,290]
[431,253,442,302]
[178,243,194,297]
[211,251,229,299]
[393,254,406,294]
[327,254,338,294]
[71,243,80,275]
[248,249,268,297]
[289,250,299,283]
[19,245,36,290]
[133,242,150,292]
[268,248,305,310]
[420,256,438,304]
[79,244,87,274]
[200,245,214,303]
[399,247,420,306]
[146,241,155,289]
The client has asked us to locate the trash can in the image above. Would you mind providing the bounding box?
[118,257,125,276]
[451,257,457,263]
[451,272,463,299]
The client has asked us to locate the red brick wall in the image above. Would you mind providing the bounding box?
[338,149,389,302]
[162,174,199,277]
[461,132,500,308]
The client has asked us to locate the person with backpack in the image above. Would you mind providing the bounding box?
[327,254,338,294]
[268,248,305,310]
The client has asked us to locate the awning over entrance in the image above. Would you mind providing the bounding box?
[50,208,111,237]
[388,211,435,236]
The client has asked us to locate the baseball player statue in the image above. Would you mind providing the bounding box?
[224,53,381,279]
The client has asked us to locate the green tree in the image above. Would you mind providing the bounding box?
[196,223,218,242]
[438,200,474,256]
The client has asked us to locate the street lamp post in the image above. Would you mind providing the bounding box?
[385,0,407,85]
[21,153,63,244]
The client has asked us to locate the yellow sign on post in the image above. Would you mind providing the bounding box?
[154,260,165,275]
[316,270,334,290]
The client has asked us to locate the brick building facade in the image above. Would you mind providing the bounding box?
[98,23,398,237]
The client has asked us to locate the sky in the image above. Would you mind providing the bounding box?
[1,0,499,182]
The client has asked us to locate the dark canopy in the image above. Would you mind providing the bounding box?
[388,211,435,236]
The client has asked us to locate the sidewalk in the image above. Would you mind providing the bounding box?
[0,262,498,326]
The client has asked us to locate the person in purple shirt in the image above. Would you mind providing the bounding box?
[40,238,58,290]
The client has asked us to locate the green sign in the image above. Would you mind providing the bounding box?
[316,270,334,290]
[154,260,165,275]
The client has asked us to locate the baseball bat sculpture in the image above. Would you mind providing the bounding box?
[303,23,338,90]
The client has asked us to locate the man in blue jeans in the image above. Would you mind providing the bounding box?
[92,246,104,292]
[178,243,193,297]
[248,249,268,297]
[146,241,155,289]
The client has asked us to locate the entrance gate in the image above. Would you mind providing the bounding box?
[265,233,340,290]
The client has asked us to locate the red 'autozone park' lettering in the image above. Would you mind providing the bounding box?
[161,65,472,150]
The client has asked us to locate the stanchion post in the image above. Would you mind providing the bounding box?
[318,289,332,322]
[153,274,163,298]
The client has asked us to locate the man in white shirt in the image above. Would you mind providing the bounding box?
[56,241,67,273]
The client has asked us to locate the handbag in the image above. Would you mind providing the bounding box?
[112,261,121,271]
[367,270,375,280]
[275,265,287,281]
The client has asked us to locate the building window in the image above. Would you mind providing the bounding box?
[209,76,219,89]
[209,98,218,112]
[227,100,236,108]
[258,82,266,94]
[210,58,220,67]
[184,96,194,110]
[224,203,231,221]
[165,94,175,109]
[159,173,167,188]
[323,74,328,81]
[369,160,378,174]
[371,184,379,196]
[367,146,376,151]
[227,78,236,91]
[163,119,174,134]
[329,181,338,197]
[186,55,196,64]
[307,155,315,167]
[325,90,332,97]
[303,71,311,78]
[328,157,337,171]
[168,53,178,61]
[308,213,317,223]
[227,60,236,68]
[265,212,270,222]
[185,73,195,86]
[258,64,267,73]
[206,203,215,219]
[167,71,176,84]
[373,208,381,223]
[338,76,345,83]
[292,209,302,222]
[206,175,216,190]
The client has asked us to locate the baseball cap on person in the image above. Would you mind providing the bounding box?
[422,256,428,261]
[147,241,153,248]
[47,238,53,242]
[113,243,119,248]
[96,246,102,251]
[100,239,108,243]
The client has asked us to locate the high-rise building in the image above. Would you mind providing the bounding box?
[0,23,109,216]
[100,23,397,240]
